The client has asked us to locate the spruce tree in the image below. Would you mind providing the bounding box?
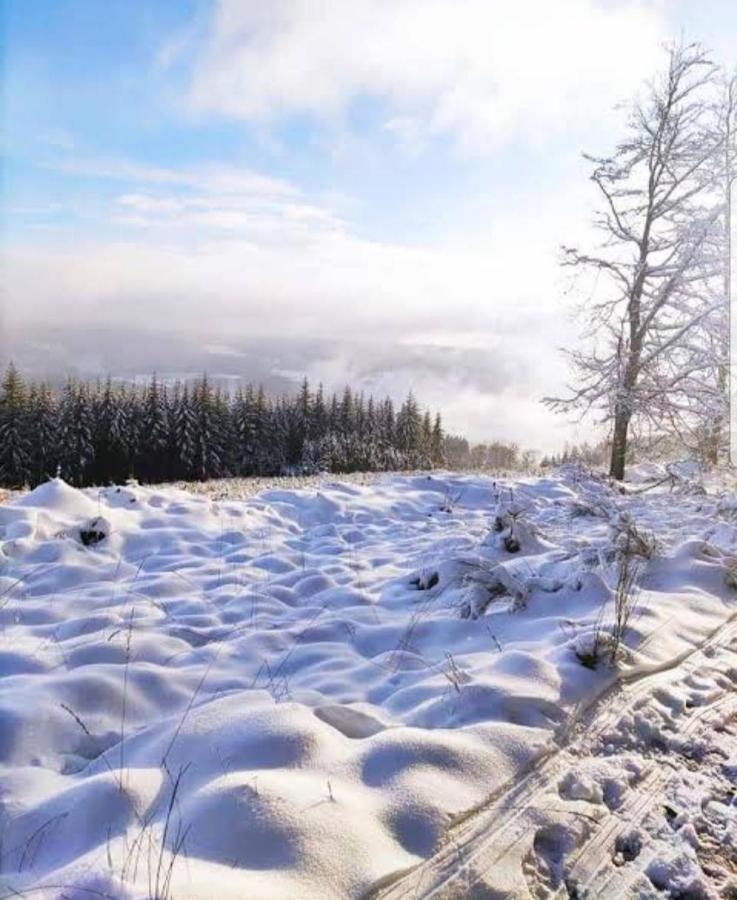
[232,386,255,475]
[27,381,58,486]
[396,393,422,467]
[140,375,168,482]
[431,413,444,466]
[0,369,448,486]
[92,378,114,483]
[191,376,218,480]
[311,383,328,442]
[57,379,94,486]
[421,411,433,468]
[173,385,198,479]
[249,386,269,475]
[94,378,132,484]
[165,381,181,480]
[213,385,234,477]
[0,363,32,487]
[340,386,354,439]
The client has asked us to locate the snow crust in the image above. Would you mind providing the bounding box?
[0,470,735,898]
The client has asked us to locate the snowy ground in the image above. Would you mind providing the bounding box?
[0,468,735,899]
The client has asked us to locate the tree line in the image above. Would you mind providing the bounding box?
[442,435,539,470]
[0,364,445,488]
[539,440,610,469]
[546,43,735,479]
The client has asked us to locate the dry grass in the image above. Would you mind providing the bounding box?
[576,519,650,669]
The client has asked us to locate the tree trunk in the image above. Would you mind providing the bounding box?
[609,403,630,480]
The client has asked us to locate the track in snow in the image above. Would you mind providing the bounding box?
[370,612,737,899]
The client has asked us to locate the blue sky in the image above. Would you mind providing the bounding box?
[3,0,586,244]
[3,0,737,447]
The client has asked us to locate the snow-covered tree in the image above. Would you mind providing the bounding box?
[339,386,355,439]
[27,381,58,485]
[57,379,94,486]
[396,393,423,467]
[139,375,169,481]
[431,414,445,466]
[546,44,722,479]
[173,385,198,479]
[693,71,736,462]
[189,376,228,480]
[640,71,736,464]
[231,386,255,475]
[0,370,447,487]
[311,383,328,442]
[0,363,32,487]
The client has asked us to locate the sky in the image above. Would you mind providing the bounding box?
[2,0,737,450]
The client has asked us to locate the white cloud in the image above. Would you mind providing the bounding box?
[6,146,576,355]
[43,156,346,243]
[188,0,666,152]
[4,162,580,446]
[118,193,185,215]
[4,227,559,335]
[45,157,298,198]
[113,188,345,240]
[6,142,597,449]
[7,236,574,446]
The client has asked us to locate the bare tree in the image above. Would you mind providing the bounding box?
[637,70,736,465]
[703,71,737,462]
[546,44,721,479]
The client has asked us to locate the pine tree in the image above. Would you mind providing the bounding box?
[111,384,140,481]
[232,386,254,475]
[92,378,114,483]
[421,410,433,467]
[165,382,182,479]
[248,386,269,475]
[213,385,234,477]
[361,396,381,470]
[173,385,198,479]
[396,393,422,467]
[270,398,290,474]
[298,378,312,429]
[354,392,366,440]
[27,381,58,486]
[0,369,449,486]
[57,379,94,486]
[375,398,396,469]
[93,378,131,484]
[140,375,169,482]
[340,387,354,439]
[0,363,32,487]
[190,375,224,480]
[431,413,444,466]
[311,383,328,441]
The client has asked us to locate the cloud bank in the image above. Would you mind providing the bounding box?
[188,0,664,152]
[4,0,679,448]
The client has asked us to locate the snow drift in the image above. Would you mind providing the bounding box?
[0,471,734,898]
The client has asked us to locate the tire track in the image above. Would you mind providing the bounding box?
[368,611,737,899]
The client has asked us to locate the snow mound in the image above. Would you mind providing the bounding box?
[0,472,734,898]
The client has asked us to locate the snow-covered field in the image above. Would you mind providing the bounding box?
[0,468,736,899]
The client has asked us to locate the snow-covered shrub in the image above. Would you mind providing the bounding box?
[486,496,549,556]
[410,570,439,591]
[78,515,111,547]
[574,625,615,669]
[610,513,657,560]
[439,486,463,514]
[458,570,508,619]
[723,559,737,590]
[575,517,645,668]
[610,535,642,661]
